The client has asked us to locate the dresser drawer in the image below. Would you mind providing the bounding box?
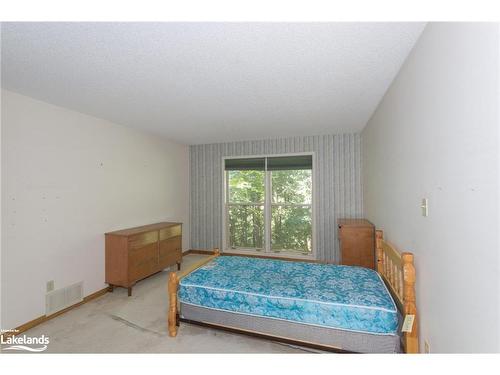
[159,236,182,269]
[128,231,158,250]
[128,242,158,281]
[159,225,182,241]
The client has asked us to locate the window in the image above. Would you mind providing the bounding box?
[224,154,313,257]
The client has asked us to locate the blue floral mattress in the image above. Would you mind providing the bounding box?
[179,256,398,335]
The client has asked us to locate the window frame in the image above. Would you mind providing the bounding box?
[222,152,316,260]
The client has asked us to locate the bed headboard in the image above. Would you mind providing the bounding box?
[375,230,419,354]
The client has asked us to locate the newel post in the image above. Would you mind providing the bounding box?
[375,230,384,274]
[168,272,179,337]
[402,252,418,353]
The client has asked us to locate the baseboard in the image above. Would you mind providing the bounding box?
[1,286,110,339]
[183,249,214,255]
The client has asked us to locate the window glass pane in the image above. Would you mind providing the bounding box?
[271,169,312,204]
[228,170,265,203]
[229,205,264,249]
[271,206,312,253]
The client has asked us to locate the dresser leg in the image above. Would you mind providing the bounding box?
[128,287,132,297]
[177,262,181,271]
[109,285,114,292]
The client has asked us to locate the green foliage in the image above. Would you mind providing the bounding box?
[228,170,265,203]
[271,170,312,204]
[228,169,312,253]
[271,206,312,253]
[228,205,264,249]
[228,170,265,249]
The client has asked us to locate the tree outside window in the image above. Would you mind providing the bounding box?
[225,155,313,256]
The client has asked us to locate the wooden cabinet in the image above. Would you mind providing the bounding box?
[105,222,182,296]
[338,219,375,269]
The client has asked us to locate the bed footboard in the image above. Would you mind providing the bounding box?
[168,248,220,337]
[376,230,419,353]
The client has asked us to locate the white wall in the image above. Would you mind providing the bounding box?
[1,90,190,330]
[362,23,499,352]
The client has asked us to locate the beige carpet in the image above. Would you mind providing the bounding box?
[17,255,309,353]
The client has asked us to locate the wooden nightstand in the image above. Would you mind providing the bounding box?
[338,219,375,269]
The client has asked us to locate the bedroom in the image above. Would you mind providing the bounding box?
[1,0,500,372]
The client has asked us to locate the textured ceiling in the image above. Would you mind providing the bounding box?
[1,22,425,145]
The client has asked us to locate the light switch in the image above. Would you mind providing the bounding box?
[421,198,428,217]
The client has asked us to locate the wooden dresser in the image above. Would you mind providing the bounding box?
[338,219,375,269]
[105,222,182,296]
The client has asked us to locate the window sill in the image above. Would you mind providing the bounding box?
[223,248,317,262]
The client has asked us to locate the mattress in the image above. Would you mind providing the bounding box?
[179,256,398,335]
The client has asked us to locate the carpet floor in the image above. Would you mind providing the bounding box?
[16,255,310,353]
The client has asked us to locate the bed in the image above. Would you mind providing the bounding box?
[167,230,418,353]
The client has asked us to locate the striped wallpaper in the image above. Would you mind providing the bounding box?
[189,133,363,262]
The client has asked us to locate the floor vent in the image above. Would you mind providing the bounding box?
[45,281,83,316]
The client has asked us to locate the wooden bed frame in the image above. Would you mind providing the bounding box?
[168,232,418,353]
[167,249,221,337]
[375,230,419,353]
